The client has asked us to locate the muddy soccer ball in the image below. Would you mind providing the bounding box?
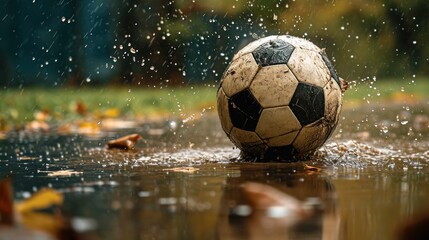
[217,35,343,161]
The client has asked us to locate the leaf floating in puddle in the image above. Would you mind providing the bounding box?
[1,177,97,239]
[18,156,39,161]
[46,170,83,177]
[106,133,142,150]
[162,167,199,173]
[303,164,322,172]
[16,189,64,214]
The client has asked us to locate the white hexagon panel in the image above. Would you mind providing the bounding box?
[249,64,299,108]
[221,53,260,97]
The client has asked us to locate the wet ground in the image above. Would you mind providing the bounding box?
[1,100,429,240]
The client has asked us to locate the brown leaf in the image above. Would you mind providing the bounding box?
[0,177,14,226]
[162,167,199,173]
[303,164,322,172]
[75,101,87,116]
[241,182,308,225]
[339,77,349,93]
[106,133,142,150]
[34,111,51,122]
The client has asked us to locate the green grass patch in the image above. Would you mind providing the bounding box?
[0,86,217,130]
[0,78,427,131]
[344,77,429,103]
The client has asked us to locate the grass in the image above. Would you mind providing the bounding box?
[0,85,217,130]
[0,78,428,131]
[345,77,429,105]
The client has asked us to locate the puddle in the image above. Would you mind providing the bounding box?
[0,102,429,239]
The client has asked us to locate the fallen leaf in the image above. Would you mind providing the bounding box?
[75,101,87,116]
[163,167,199,173]
[19,210,65,238]
[106,133,142,150]
[16,189,64,214]
[46,170,83,177]
[241,182,308,225]
[0,177,14,226]
[34,111,51,122]
[26,120,50,132]
[1,177,96,240]
[78,121,100,135]
[97,108,120,118]
[392,92,417,104]
[0,132,6,140]
[340,77,349,93]
[101,119,137,130]
[303,164,322,172]
[18,156,39,161]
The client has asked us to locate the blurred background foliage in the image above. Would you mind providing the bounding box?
[0,0,427,87]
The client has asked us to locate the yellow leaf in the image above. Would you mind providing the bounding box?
[19,211,64,238]
[103,108,120,118]
[392,92,417,104]
[78,121,100,135]
[15,189,63,214]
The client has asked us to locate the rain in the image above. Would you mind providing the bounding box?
[1,0,429,239]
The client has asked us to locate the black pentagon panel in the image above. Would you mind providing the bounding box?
[263,145,298,162]
[290,82,325,126]
[320,52,341,88]
[252,39,295,67]
[228,88,263,131]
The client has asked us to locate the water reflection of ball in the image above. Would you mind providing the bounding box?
[217,35,343,161]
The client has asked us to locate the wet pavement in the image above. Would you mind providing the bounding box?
[1,100,429,240]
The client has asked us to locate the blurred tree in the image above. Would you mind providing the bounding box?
[278,0,428,79]
[0,0,427,86]
[383,0,429,75]
[114,0,187,86]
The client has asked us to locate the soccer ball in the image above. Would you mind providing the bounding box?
[217,35,343,161]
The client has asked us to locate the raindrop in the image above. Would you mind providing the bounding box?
[401,121,409,125]
[273,14,278,21]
